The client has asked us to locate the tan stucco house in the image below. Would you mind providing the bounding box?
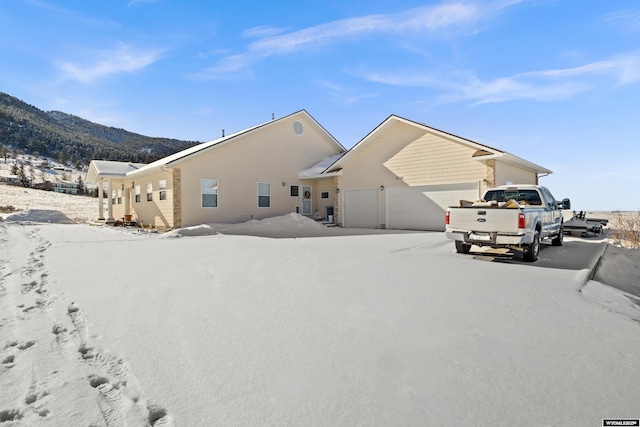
[86,112,551,231]
[316,115,551,231]
[85,111,345,228]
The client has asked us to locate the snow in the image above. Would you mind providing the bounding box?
[1,186,640,426]
[298,153,345,178]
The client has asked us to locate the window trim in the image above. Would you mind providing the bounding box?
[320,191,329,199]
[159,179,167,201]
[134,185,141,203]
[258,182,271,208]
[146,182,153,202]
[290,185,299,197]
[201,178,218,208]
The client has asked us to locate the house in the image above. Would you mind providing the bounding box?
[85,112,551,231]
[52,180,78,194]
[85,111,345,228]
[320,115,551,231]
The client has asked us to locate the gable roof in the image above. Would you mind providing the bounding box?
[85,160,147,182]
[324,114,552,176]
[127,110,345,179]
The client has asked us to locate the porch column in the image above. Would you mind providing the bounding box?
[107,179,114,223]
[124,187,131,218]
[98,180,105,220]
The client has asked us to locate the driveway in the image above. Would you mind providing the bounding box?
[464,235,640,298]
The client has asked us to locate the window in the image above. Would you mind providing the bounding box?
[258,182,270,208]
[111,190,116,205]
[135,185,140,203]
[293,120,304,135]
[201,179,218,208]
[321,191,329,199]
[117,189,122,205]
[484,189,542,206]
[159,180,167,201]
[290,185,299,197]
[146,182,153,202]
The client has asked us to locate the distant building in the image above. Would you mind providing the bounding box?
[52,181,78,195]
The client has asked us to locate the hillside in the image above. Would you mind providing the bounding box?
[0,92,200,166]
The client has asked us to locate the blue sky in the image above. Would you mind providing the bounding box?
[1,0,639,210]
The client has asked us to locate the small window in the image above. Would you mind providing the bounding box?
[159,179,167,201]
[201,179,218,208]
[111,190,116,205]
[258,182,270,208]
[146,182,153,202]
[290,185,299,197]
[135,185,140,203]
[117,189,122,205]
[293,120,304,135]
[321,191,329,199]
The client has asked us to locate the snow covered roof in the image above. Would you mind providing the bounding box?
[85,160,147,182]
[298,153,346,179]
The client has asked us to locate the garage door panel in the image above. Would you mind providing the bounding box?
[344,189,379,228]
[388,182,479,231]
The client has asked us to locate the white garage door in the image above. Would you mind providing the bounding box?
[344,189,379,228]
[387,182,479,231]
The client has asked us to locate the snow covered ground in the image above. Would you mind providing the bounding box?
[1,186,640,426]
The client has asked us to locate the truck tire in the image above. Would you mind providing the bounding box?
[552,224,563,246]
[523,231,540,262]
[455,240,471,254]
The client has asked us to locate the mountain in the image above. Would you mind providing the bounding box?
[0,92,200,166]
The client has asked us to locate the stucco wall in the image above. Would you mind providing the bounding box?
[338,121,489,227]
[175,116,341,227]
[495,162,537,186]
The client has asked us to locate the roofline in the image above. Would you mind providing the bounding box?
[128,110,345,178]
[327,114,550,175]
[298,170,343,180]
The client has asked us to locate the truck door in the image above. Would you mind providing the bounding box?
[541,187,561,236]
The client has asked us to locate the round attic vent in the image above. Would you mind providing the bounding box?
[293,120,304,136]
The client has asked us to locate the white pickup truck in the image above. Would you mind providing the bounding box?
[445,185,571,262]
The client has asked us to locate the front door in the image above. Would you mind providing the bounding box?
[302,186,312,215]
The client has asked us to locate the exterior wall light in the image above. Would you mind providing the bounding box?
[336,188,340,193]
[380,185,384,191]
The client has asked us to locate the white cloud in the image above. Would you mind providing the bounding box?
[127,0,162,6]
[56,43,163,83]
[358,52,640,105]
[241,26,289,39]
[604,9,640,33]
[197,0,519,79]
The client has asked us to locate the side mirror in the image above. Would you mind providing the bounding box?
[561,198,571,210]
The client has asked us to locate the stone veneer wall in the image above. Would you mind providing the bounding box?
[172,168,181,228]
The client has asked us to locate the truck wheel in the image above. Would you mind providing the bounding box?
[523,231,540,262]
[455,241,471,254]
[552,224,563,246]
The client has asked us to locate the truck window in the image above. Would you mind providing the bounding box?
[484,189,542,205]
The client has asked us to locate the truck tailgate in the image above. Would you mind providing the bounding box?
[448,207,522,234]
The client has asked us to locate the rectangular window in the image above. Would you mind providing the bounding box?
[159,179,167,201]
[135,185,140,203]
[258,182,270,208]
[146,182,153,202]
[201,179,218,208]
[117,189,122,205]
[290,185,299,197]
[111,190,116,206]
[321,191,329,199]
